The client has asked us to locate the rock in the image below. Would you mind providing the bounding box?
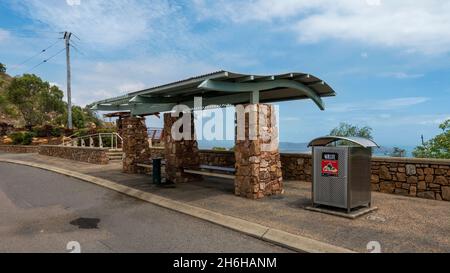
[249,156,260,164]
[425,175,434,183]
[398,167,406,173]
[417,191,435,200]
[442,187,450,201]
[407,176,418,184]
[424,168,434,175]
[371,174,379,183]
[396,173,407,182]
[380,166,391,180]
[434,176,448,186]
[380,182,395,193]
[395,189,409,195]
[406,164,417,175]
[418,181,427,190]
[409,186,417,196]
[416,168,424,176]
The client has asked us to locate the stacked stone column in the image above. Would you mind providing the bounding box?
[163,112,201,183]
[234,104,283,199]
[122,116,150,173]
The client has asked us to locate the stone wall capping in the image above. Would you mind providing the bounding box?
[372,156,450,166]
[39,145,108,151]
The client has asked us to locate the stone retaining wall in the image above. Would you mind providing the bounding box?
[371,157,450,201]
[162,148,450,201]
[0,145,40,153]
[198,150,235,168]
[38,145,109,165]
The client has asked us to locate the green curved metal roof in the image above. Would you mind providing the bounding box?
[89,70,336,116]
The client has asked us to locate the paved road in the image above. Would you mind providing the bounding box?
[0,163,290,253]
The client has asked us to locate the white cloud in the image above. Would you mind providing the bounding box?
[118,82,147,94]
[328,97,430,112]
[49,82,61,88]
[15,0,189,50]
[351,114,449,127]
[194,0,450,54]
[381,72,425,79]
[66,0,81,6]
[0,29,10,42]
[70,54,218,106]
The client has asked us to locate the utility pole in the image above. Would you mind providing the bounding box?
[64,31,73,129]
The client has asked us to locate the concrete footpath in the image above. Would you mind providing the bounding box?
[1,152,450,253]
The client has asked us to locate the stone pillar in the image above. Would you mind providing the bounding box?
[234,104,283,199]
[122,116,150,173]
[163,112,201,183]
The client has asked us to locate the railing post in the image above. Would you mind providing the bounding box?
[99,135,103,148]
[111,134,114,150]
[89,137,94,148]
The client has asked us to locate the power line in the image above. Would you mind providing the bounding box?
[10,39,61,73]
[70,44,85,56]
[24,47,66,73]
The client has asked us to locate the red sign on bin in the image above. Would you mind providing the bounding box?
[321,160,339,176]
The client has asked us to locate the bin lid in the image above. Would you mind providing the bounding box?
[308,136,379,148]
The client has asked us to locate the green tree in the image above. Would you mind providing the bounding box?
[413,119,450,159]
[6,74,66,127]
[56,105,102,129]
[330,123,373,139]
[0,63,6,73]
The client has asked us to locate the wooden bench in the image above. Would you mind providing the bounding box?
[184,165,236,180]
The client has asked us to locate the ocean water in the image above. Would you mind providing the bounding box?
[198,140,416,158]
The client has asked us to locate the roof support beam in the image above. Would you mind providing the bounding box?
[91,104,132,111]
[250,90,259,104]
[130,103,176,116]
[129,95,180,104]
[198,79,325,110]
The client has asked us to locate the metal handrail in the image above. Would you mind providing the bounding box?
[62,133,123,150]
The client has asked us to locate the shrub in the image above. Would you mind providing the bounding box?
[51,127,63,137]
[22,132,35,145]
[9,132,36,145]
[10,132,24,145]
[32,125,63,137]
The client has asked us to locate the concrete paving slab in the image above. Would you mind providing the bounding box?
[304,206,379,219]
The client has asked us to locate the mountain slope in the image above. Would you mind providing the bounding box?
[0,71,21,125]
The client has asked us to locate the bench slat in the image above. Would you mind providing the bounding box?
[199,165,235,173]
[184,169,235,180]
[137,160,166,169]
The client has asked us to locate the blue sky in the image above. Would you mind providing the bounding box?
[0,0,449,147]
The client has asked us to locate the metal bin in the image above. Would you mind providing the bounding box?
[308,136,379,213]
